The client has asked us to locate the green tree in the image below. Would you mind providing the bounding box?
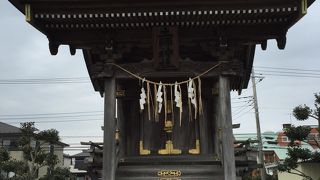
[0,147,10,162]
[0,147,10,179]
[0,147,28,179]
[278,125,320,180]
[293,92,320,130]
[39,167,75,180]
[0,122,71,179]
[277,93,320,180]
[19,122,60,179]
[277,111,320,179]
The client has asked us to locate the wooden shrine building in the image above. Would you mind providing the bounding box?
[9,0,315,179]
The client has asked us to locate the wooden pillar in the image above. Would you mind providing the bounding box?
[218,76,236,180]
[103,77,116,180]
[213,81,221,157]
[199,102,209,154]
[117,99,126,159]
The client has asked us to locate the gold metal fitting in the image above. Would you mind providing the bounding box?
[188,139,200,155]
[158,140,181,155]
[115,129,120,141]
[157,170,182,177]
[25,4,31,22]
[139,141,151,155]
[164,120,173,132]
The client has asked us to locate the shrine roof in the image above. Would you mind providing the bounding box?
[9,0,315,53]
[8,0,316,93]
[10,0,316,10]
[11,0,315,12]
[9,0,315,48]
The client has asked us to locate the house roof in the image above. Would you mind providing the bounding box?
[234,132,315,160]
[0,122,68,147]
[56,141,69,147]
[0,122,21,134]
[71,152,90,158]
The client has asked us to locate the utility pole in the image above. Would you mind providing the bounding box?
[251,69,267,180]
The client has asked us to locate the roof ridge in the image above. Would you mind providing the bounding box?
[0,122,21,133]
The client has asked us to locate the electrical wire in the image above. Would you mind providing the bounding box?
[0,110,103,117]
[0,110,104,124]
[254,66,319,73]
[255,73,320,79]
[5,119,103,125]
[256,70,320,76]
[232,100,253,115]
[0,66,319,86]
[0,114,103,120]
[61,136,102,138]
[0,77,90,84]
[233,107,254,120]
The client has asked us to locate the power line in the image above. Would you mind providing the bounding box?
[0,82,90,85]
[0,114,103,120]
[0,77,89,81]
[253,66,320,78]
[232,104,251,108]
[0,66,319,85]
[5,118,103,124]
[61,136,102,138]
[232,100,253,115]
[0,110,103,117]
[254,66,319,73]
[259,106,292,110]
[255,73,320,79]
[232,99,252,104]
[256,70,320,76]
[0,110,105,124]
[232,105,253,117]
[232,107,254,120]
[0,77,90,85]
[254,66,320,78]
[232,96,253,100]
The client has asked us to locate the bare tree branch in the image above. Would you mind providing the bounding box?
[308,114,319,120]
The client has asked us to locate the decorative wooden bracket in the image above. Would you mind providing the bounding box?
[261,40,267,51]
[276,35,286,50]
[153,27,179,69]
[69,45,76,55]
[49,41,60,55]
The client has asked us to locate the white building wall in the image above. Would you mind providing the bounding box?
[278,163,320,180]
[7,144,66,179]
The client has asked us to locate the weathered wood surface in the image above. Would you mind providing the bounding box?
[103,77,116,180]
[218,76,236,180]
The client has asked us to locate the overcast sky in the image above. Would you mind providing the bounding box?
[1,1,319,154]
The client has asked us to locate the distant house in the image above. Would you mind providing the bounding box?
[277,125,320,149]
[0,122,21,148]
[64,152,91,180]
[0,122,69,179]
[234,132,284,162]
[234,132,282,178]
[235,129,318,160]
[234,127,320,180]
[306,125,320,149]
